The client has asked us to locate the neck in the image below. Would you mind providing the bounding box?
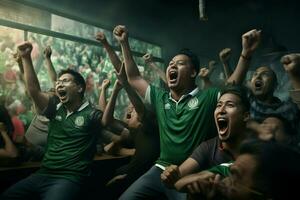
[222,134,246,159]
[170,84,196,101]
[257,93,276,104]
[65,99,83,113]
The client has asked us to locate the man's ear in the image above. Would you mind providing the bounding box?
[243,111,250,122]
[78,86,83,93]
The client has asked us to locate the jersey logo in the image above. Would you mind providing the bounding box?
[75,116,85,126]
[55,115,62,121]
[164,103,171,110]
[188,97,199,110]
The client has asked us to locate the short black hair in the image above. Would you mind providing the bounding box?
[58,69,86,98]
[177,48,200,74]
[0,105,14,135]
[220,84,250,111]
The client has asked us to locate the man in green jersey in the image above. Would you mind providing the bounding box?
[2,42,119,200]
[113,25,261,200]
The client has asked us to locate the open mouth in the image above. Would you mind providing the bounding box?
[169,70,178,83]
[57,90,67,100]
[254,80,263,89]
[217,117,229,135]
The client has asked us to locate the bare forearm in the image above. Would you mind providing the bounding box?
[123,82,144,117]
[102,88,120,126]
[22,57,42,94]
[99,88,107,111]
[222,62,232,80]
[120,41,141,80]
[288,73,300,90]
[45,58,57,87]
[227,53,251,84]
[102,42,122,71]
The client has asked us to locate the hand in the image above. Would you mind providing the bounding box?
[17,42,33,58]
[95,32,107,43]
[43,46,52,59]
[101,79,110,89]
[242,29,261,57]
[104,141,122,155]
[113,25,128,43]
[280,53,300,75]
[161,165,181,188]
[198,67,210,79]
[13,52,22,64]
[219,48,232,63]
[143,53,153,63]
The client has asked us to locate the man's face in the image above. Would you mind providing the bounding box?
[214,93,248,141]
[166,54,196,90]
[219,154,260,200]
[250,67,276,99]
[124,104,141,129]
[55,73,82,104]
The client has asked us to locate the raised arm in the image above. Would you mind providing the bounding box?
[227,29,261,84]
[143,53,167,84]
[281,54,300,90]
[113,25,149,98]
[116,63,144,118]
[43,46,57,87]
[0,122,18,159]
[219,48,233,80]
[96,31,122,72]
[17,42,49,112]
[198,60,216,89]
[98,79,110,111]
[101,80,123,127]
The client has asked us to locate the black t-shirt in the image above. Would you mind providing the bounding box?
[190,137,234,171]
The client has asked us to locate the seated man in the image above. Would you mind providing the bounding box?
[175,139,300,200]
[161,84,251,189]
[1,42,121,200]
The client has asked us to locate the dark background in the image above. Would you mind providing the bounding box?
[22,0,300,65]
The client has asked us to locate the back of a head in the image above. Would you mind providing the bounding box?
[240,139,300,200]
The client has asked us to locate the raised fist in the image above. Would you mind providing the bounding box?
[95,32,107,43]
[242,29,261,56]
[113,25,128,43]
[219,48,231,63]
[143,53,153,63]
[280,53,300,74]
[17,42,33,58]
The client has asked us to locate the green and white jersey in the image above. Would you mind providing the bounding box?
[38,99,102,183]
[208,162,233,177]
[145,85,220,167]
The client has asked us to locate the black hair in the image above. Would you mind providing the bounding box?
[220,83,250,111]
[0,105,14,135]
[239,139,300,200]
[177,48,200,74]
[58,69,86,98]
